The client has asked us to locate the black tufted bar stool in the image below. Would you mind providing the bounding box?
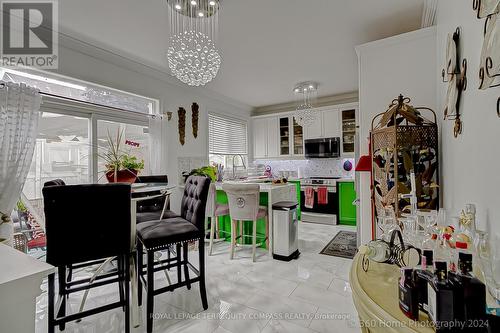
[135,175,179,223]
[136,175,211,333]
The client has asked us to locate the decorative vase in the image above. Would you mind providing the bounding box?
[105,169,138,183]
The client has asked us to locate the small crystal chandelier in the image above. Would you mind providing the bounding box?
[293,81,318,127]
[166,0,221,86]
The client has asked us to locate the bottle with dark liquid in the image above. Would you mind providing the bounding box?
[427,261,458,332]
[399,267,419,320]
[448,252,487,332]
[413,249,434,313]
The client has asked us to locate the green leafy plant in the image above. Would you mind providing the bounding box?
[16,200,27,212]
[98,129,145,177]
[182,165,217,182]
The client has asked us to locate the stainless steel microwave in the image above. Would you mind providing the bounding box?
[304,137,340,159]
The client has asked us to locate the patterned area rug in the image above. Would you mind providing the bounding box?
[319,231,357,259]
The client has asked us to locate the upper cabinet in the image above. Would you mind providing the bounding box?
[253,116,279,159]
[252,104,356,159]
[341,109,356,155]
[304,109,341,140]
[253,117,269,159]
[279,115,304,157]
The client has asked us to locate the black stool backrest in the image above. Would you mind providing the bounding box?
[135,175,169,213]
[44,179,66,187]
[181,176,211,232]
[42,182,131,266]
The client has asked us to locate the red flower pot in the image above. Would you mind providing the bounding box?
[105,169,138,183]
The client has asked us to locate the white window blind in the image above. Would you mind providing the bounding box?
[209,114,247,155]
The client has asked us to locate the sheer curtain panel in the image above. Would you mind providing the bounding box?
[0,82,42,245]
[148,115,169,175]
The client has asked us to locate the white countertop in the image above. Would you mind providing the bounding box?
[0,243,54,285]
[215,181,295,192]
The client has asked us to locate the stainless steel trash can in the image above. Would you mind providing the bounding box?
[272,201,300,261]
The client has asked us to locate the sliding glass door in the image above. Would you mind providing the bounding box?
[23,112,91,200]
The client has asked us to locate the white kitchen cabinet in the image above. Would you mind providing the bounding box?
[304,109,341,139]
[278,115,304,157]
[253,117,268,158]
[253,116,279,159]
[304,113,323,140]
[267,117,279,157]
[322,109,341,137]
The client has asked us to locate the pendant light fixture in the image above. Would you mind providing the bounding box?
[166,0,221,86]
[293,81,318,127]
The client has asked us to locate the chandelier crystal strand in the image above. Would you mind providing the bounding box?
[167,0,221,86]
[293,81,318,127]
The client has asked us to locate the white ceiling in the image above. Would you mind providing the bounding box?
[59,0,424,108]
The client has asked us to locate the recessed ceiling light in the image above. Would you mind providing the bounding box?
[209,1,216,5]
[198,11,204,17]
[190,0,197,5]
[175,4,182,10]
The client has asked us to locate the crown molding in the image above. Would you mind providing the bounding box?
[56,28,252,112]
[355,26,437,56]
[252,91,359,116]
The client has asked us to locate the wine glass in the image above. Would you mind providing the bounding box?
[378,209,397,241]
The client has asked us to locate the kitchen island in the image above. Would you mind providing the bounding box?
[214,181,297,255]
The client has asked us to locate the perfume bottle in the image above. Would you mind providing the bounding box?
[399,267,419,320]
[427,261,458,332]
[413,250,434,313]
[448,252,487,332]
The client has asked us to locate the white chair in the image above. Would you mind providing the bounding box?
[206,183,230,255]
[222,183,268,262]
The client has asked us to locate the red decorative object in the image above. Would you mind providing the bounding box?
[105,169,138,183]
[125,140,140,147]
[355,154,372,172]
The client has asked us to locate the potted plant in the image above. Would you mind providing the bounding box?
[182,165,217,183]
[100,129,145,183]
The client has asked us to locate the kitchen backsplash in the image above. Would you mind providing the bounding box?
[253,158,355,179]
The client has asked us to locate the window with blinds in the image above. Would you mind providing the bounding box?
[208,114,248,155]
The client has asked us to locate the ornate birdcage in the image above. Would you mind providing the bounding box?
[371,95,439,222]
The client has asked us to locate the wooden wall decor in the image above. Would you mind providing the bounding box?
[371,95,439,221]
[441,27,467,137]
[191,102,199,138]
[474,1,500,117]
[178,107,186,145]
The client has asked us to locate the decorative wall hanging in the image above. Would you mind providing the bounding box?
[166,111,173,121]
[474,1,500,117]
[178,107,186,145]
[371,95,439,221]
[191,102,199,138]
[473,0,499,19]
[441,27,467,137]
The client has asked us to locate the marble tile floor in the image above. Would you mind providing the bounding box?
[35,222,360,333]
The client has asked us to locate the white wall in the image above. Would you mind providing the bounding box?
[52,36,252,210]
[356,27,437,244]
[436,1,500,237]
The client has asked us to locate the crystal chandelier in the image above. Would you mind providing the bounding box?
[293,81,318,127]
[166,0,221,86]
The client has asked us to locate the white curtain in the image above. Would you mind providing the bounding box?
[148,115,169,175]
[0,82,42,222]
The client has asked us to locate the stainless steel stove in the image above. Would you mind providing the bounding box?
[299,177,339,225]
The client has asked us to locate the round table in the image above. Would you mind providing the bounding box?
[350,253,434,333]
